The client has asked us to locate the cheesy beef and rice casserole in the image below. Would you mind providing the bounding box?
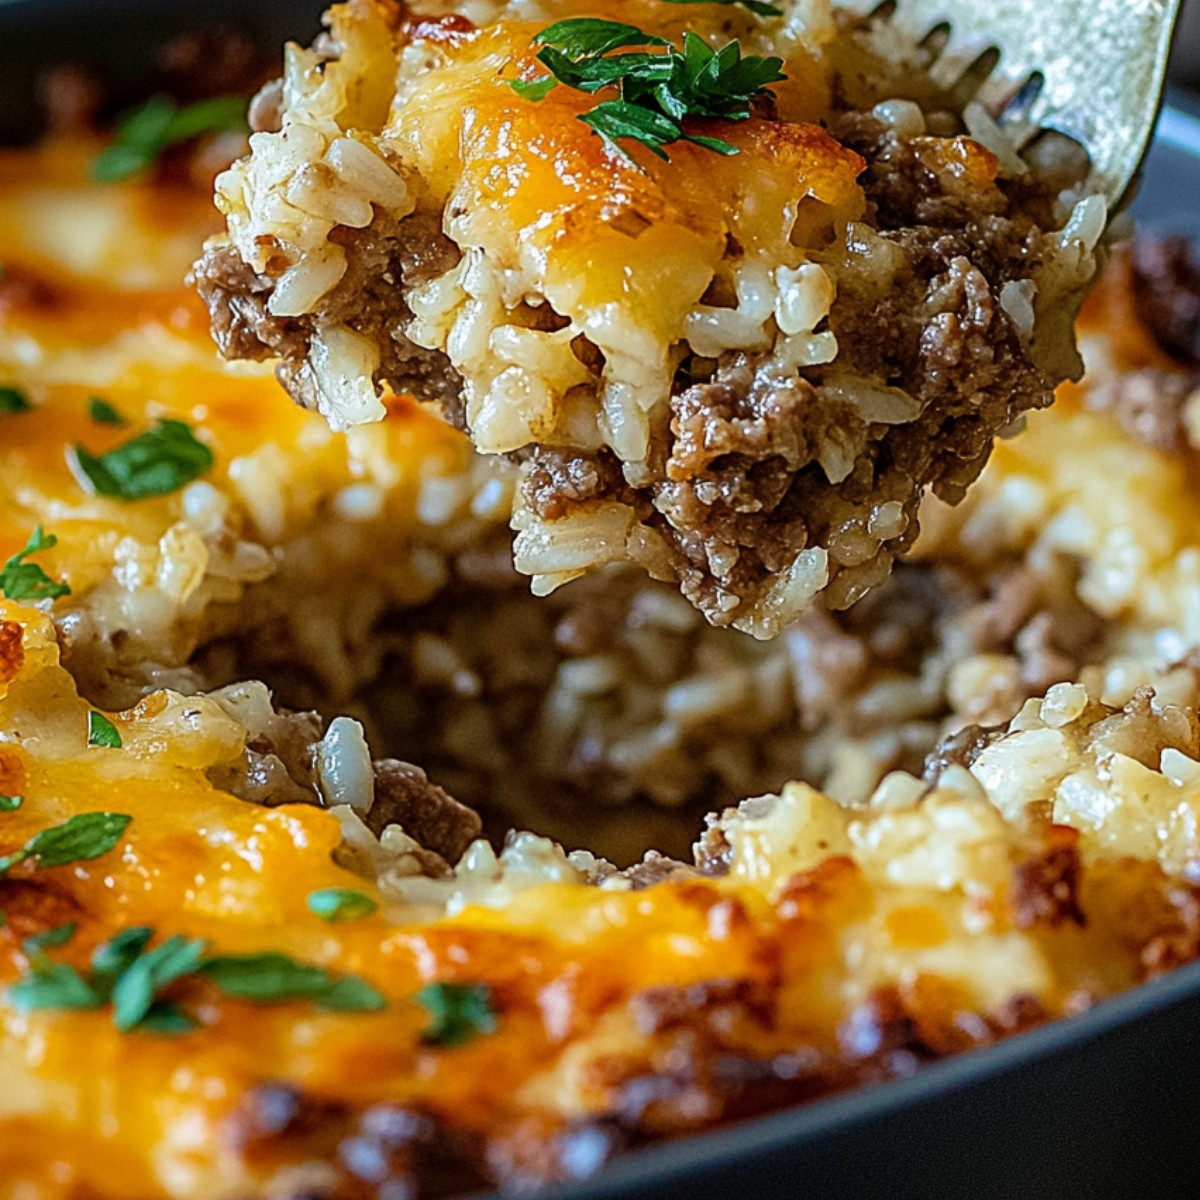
[195,0,1105,637]
[2,0,1200,1196]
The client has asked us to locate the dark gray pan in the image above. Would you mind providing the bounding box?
[2,3,1198,1196]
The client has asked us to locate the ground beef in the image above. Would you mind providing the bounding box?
[922,723,1004,784]
[1140,882,1200,977]
[35,64,103,134]
[191,208,463,416]
[191,245,310,367]
[36,26,274,139]
[1011,830,1086,931]
[1132,236,1200,364]
[523,448,635,524]
[784,609,869,731]
[149,27,271,104]
[619,849,697,890]
[654,359,824,618]
[367,758,482,861]
[1085,366,1198,453]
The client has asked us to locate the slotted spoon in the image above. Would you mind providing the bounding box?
[873,0,1184,211]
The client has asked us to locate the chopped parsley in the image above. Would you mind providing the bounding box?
[87,711,122,749]
[0,386,32,414]
[509,19,786,160]
[87,397,126,427]
[111,934,207,1031]
[0,527,71,603]
[0,795,23,812]
[7,926,386,1031]
[8,961,100,1013]
[307,887,379,922]
[89,926,154,993]
[93,94,250,183]
[415,981,498,1047]
[23,922,78,957]
[0,811,132,875]
[199,952,386,1011]
[74,419,213,501]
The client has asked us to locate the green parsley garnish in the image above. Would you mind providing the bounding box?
[93,94,250,184]
[415,981,498,1047]
[8,961,100,1013]
[7,926,386,1031]
[0,527,71,603]
[198,952,387,1011]
[307,887,379,922]
[87,397,126,427]
[23,922,78,957]
[111,934,207,1032]
[509,19,786,160]
[0,386,32,414]
[0,811,132,875]
[74,419,213,501]
[87,711,122,749]
[0,795,23,812]
[89,926,154,993]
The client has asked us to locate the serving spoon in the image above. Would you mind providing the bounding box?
[874,0,1184,211]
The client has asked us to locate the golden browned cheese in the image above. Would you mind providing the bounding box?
[1,122,1200,1200]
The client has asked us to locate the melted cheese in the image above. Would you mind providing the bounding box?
[0,140,497,704]
[389,18,863,345]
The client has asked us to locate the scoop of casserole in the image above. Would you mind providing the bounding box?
[194,0,1105,635]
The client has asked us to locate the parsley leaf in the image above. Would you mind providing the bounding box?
[112,934,207,1031]
[415,981,497,1047]
[24,811,131,868]
[579,101,693,161]
[87,397,126,427]
[0,811,132,875]
[87,711,122,749]
[90,926,155,995]
[74,419,213,500]
[136,1000,199,1034]
[0,527,71,603]
[23,922,77,957]
[320,975,390,1011]
[532,19,670,58]
[7,962,101,1013]
[0,795,22,812]
[6,924,385,1031]
[93,94,249,184]
[307,888,379,922]
[509,75,559,101]
[199,952,386,1012]
[511,20,785,160]
[0,386,32,414]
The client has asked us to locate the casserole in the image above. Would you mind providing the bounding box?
[2,2,1200,1197]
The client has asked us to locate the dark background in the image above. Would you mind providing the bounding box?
[1173,0,1200,87]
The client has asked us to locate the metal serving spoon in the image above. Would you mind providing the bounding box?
[875,0,1184,211]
